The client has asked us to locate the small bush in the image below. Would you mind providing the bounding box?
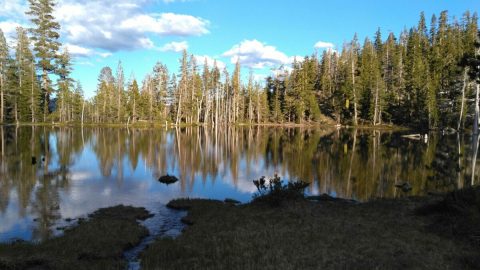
[252,175,309,206]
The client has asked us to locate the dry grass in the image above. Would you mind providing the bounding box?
[0,205,151,270]
[141,192,480,270]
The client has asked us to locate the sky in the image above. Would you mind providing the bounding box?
[0,0,478,98]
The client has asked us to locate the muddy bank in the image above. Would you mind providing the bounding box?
[0,205,151,270]
[141,188,480,270]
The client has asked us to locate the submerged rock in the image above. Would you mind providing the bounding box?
[158,174,179,185]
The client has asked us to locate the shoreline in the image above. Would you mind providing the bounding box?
[0,121,409,131]
[1,188,478,269]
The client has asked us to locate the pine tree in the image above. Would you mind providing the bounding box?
[0,29,8,123]
[15,27,40,123]
[115,61,125,122]
[56,49,74,122]
[26,0,61,122]
[176,50,188,125]
[127,77,140,124]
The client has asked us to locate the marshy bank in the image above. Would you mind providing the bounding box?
[141,186,480,270]
[0,186,479,269]
[0,205,152,270]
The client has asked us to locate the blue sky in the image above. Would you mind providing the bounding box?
[0,0,478,98]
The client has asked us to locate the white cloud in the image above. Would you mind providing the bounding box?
[253,74,267,83]
[63,43,113,59]
[64,43,92,57]
[223,39,291,69]
[163,0,191,4]
[1,0,210,54]
[289,55,305,63]
[0,21,21,36]
[159,41,188,52]
[120,13,209,36]
[99,52,112,58]
[0,0,25,18]
[194,55,226,70]
[0,21,23,46]
[78,61,95,67]
[314,41,335,50]
[51,0,209,52]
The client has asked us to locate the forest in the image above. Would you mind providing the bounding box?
[0,2,479,130]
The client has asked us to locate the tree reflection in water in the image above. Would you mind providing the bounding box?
[0,126,479,241]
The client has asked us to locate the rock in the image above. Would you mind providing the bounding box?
[158,174,179,185]
[224,198,241,204]
[307,194,356,203]
[395,182,412,192]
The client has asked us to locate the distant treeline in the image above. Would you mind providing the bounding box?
[0,6,479,130]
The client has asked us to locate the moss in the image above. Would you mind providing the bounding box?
[0,205,151,270]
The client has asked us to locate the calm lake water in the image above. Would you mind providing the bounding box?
[0,126,479,242]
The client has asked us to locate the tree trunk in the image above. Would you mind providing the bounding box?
[81,99,85,126]
[43,69,48,123]
[474,83,479,134]
[458,68,468,131]
[176,90,183,125]
[17,59,22,125]
[351,57,358,126]
[117,86,121,122]
[0,72,3,123]
[132,93,136,124]
[215,87,219,128]
[374,79,379,125]
[31,63,35,123]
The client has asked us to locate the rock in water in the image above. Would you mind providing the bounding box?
[158,174,179,185]
[395,182,412,192]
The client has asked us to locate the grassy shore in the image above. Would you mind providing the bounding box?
[0,188,478,269]
[141,188,480,270]
[0,205,152,270]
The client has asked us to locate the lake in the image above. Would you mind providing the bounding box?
[0,125,478,242]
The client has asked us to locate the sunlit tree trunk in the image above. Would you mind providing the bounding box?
[474,84,480,134]
[351,56,358,126]
[374,80,379,125]
[43,69,48,123]
[31,63,35,123]
[458,68,468,131]
[0,69,4,123]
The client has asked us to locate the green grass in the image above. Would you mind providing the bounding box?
[0,205,152,270]
[141,191,480,270]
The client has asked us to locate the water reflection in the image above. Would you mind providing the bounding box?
[0,126,479,242]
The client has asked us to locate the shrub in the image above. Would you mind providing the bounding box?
[252,175,309,206]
